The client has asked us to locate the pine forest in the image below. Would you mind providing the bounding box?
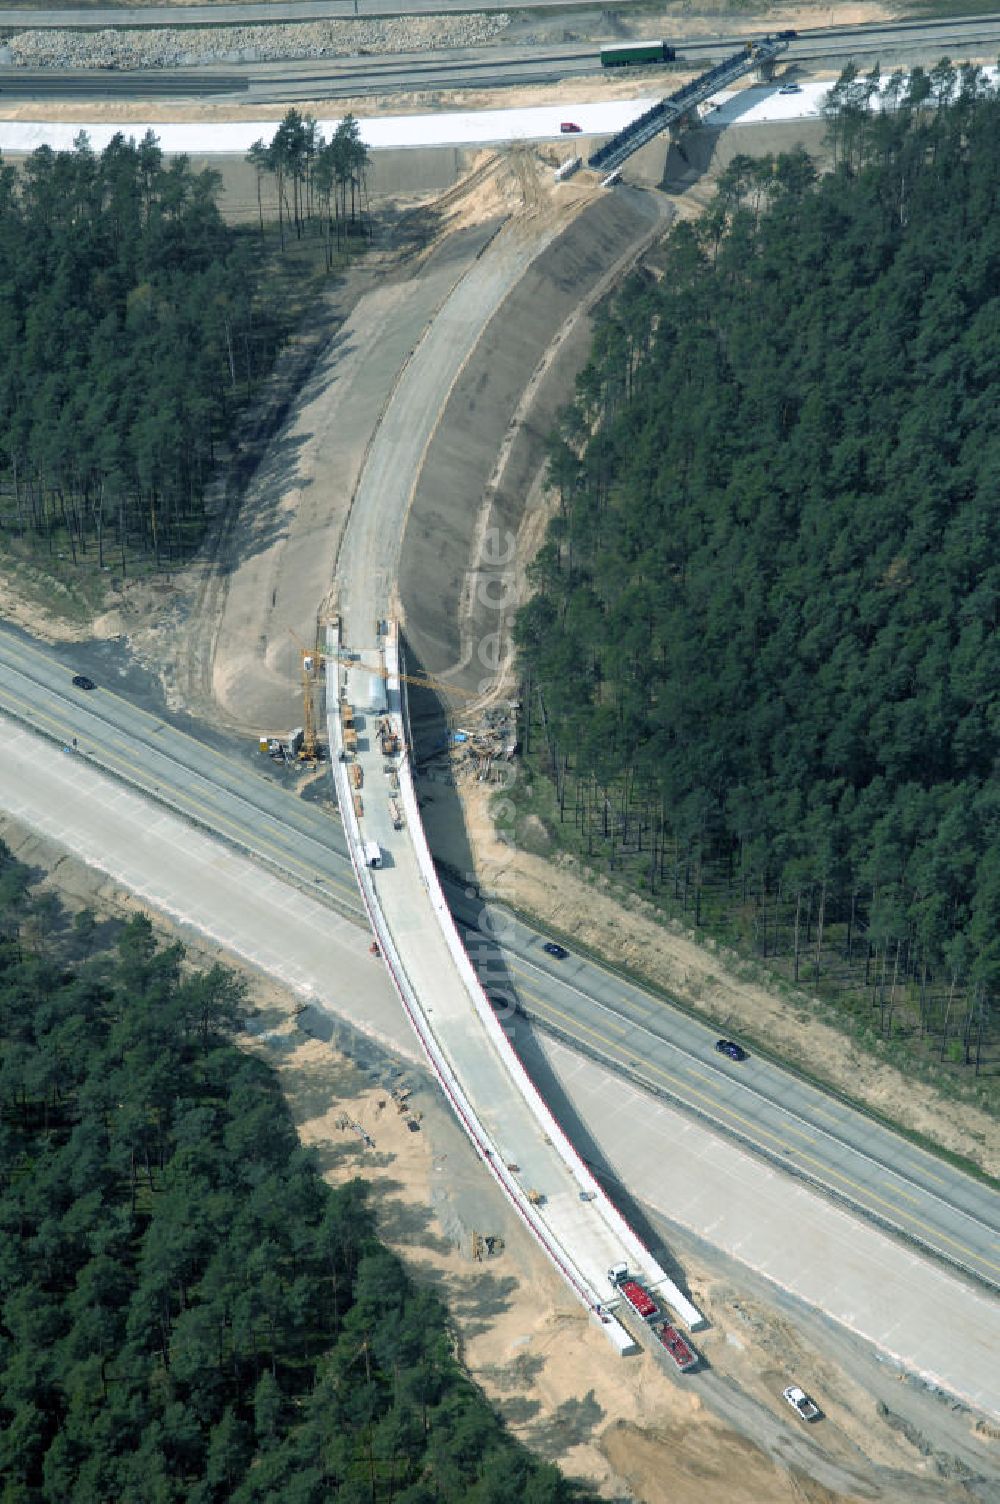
[0,124,330,578]
[513,69,1000,1095]
[0,848,589,1503]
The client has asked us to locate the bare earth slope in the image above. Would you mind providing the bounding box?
[396,182,668,691]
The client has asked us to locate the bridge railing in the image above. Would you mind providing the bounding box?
[588,38,787,174]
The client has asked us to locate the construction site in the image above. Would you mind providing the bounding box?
[3,5,1000,1500]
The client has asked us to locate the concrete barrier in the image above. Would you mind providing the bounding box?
[325,630,631,1341]
[388,630,704,1332]
[327,620,702,1339]
[554,155,581,182]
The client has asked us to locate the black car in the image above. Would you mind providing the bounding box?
[71,675,96,691]
[543,942,569,960]
[715,1039,748,1062]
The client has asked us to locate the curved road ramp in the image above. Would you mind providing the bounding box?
[326,619,704,1357]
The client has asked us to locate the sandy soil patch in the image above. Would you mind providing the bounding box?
[3,810,995,1502]
[423,776,1000,1180]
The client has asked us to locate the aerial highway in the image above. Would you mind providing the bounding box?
[4,17,1000,106]
[1,622,997,1292]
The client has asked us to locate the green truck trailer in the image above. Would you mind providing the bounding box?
[600,40,676,68]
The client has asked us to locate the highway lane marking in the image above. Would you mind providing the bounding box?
[7,703,999,1285]
[0,695,992,1230]
[0,699,361,910]
[514,979,1000,1277]
[6,660,997,1246]
[883,1185,923,1205]
[0,684,337,872]
[505,955,1000,1246]
[0,670,974,1205]
[0,635,287,793]
[0,649,344,854]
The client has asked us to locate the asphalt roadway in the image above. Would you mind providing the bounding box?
[6,17,1000,108]
[2,665,1000,1423]
[1,624,998,1298]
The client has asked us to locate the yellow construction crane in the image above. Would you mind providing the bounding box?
[287,626,483,760]
[287,629,322,761]
[309,640,484,706]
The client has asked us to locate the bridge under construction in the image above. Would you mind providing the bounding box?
[590,33,793,177]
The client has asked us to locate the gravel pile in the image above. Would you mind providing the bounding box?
[6,14,511,70]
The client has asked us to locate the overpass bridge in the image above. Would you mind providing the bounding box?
[589,34,791,177]
[326,617,705,1356]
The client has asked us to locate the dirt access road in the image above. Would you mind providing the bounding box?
[154,154,667,735]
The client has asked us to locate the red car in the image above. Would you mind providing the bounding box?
[560,121,582,134]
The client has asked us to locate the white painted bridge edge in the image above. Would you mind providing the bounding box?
[326,620,703,1340]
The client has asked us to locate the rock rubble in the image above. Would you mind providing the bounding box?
[5,13,511,70]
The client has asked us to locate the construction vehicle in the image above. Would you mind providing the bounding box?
[379,718,401,757]
[608,1264,659,1322]
[658,1324,698,1373]
[527,1188,545,1206]
[390,797,404,830]
[287,630,324,761]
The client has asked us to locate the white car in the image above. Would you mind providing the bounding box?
[783,1385,820,1421]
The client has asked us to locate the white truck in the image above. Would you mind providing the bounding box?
[363,841,383,869]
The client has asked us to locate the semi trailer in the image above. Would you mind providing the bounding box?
[600,41,676,68]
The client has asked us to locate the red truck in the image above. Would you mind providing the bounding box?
[658,1323,698,1372]
[608,1263,659,1322]
[619,1279,658,1321]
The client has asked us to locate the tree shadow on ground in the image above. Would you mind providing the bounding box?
[375,1187,455,1256]
[476,1350,547,1394]
[416,1264,521,1342]
[497,1395,543,1427]
[526,1391,605,1461]
[377,200,447,261]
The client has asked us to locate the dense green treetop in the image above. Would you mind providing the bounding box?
[0,849,589,1501]
[0,131,288,570]
[515,78,999,1051]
